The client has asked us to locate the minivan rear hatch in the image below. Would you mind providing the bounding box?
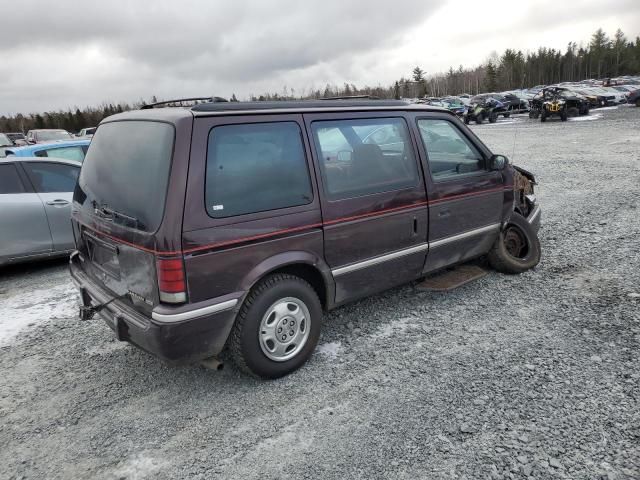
[72,119,180,315]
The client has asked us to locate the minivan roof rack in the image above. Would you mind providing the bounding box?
[141,96,228,109]
[320,95,380,100]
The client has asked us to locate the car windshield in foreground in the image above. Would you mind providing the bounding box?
[39,131,72,141]
[75,121,175,232]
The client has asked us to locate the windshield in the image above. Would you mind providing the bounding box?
[38,130,72,141]
[0,133,11,146]
[75,121,175,232]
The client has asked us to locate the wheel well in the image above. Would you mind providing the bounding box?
[269,263,328,309]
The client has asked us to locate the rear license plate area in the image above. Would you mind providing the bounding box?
[84,232,121,280]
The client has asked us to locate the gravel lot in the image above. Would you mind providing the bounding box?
[1,106,639,480]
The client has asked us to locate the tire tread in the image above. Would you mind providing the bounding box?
[229,273,319,378]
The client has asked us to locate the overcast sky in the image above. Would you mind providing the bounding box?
[1,0,639,115]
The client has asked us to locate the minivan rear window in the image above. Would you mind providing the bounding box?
[75,121,174,232]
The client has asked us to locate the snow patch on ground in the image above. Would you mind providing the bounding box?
[597,105,620,111]
[0,283,77,346]
[110,453,168,480]
[373,317,413,339]
[317,341,341,359]
[495,118,525,125]
[569,113,603,122]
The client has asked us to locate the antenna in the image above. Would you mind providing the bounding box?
[511,72,528,163]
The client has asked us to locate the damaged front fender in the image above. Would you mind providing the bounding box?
[511,166,537,218]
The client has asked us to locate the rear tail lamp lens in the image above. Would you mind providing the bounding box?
[156,257,187,304]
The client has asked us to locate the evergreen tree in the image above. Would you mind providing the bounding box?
[485,61,498,92]
[412,66,425,82]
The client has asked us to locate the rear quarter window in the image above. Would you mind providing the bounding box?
[205,122,313,218]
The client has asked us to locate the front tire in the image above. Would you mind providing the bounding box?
[475,113,484,124]
[489,112,498,123]
[488,212,541,274]
[229,274,323,379]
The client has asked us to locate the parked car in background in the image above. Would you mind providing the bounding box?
[581,87,618,106]
[76,127,96,138]
[611,85,637,94]
[568,88,600,108]
[26,129,73,144]
[0,134,13,157]
[457,94,472,105]
[501,93,529,113]
[4,139,90,162]
[70,98,541,379]
[441,97,466,116]
[0,157,81,266]
[6,133,28,146]
[628,89,640,107]
[599,86,628,104]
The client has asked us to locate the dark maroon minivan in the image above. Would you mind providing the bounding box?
[70,99,541,378]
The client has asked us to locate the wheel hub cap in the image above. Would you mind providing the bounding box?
[259,297,310,362]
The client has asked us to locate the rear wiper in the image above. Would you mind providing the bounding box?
[92,201,145,230]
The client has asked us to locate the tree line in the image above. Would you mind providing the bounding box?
[1,27,638,133]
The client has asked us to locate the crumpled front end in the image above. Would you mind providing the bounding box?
[512,166,541,231]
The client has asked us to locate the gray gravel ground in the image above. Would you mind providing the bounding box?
[1,106,639,480]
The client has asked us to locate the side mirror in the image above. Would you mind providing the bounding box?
[490,154,508,171]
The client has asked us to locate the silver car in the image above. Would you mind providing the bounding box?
[0,156,80,266]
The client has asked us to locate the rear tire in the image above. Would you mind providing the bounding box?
[488,212,541,274]
[464,116,471,124]
[475,113,484,125]
[489,112,498,123]
[560,109,568,121]
[540,110,547,122]
[229,274,322,379]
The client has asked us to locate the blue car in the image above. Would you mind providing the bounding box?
[5,139,91,163]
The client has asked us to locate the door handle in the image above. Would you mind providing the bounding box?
[46,199,70,207]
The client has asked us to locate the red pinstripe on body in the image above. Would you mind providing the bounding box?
[78,186,512,257]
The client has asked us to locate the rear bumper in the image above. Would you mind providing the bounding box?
[69,252,239,364]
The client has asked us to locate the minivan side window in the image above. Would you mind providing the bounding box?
[23,162,80,193]
[417,119,485,179]
[311,117,419,201]
[0,164,26,194]
[205,122,313,218]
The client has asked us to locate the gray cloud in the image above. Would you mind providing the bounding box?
[0,0,638,115]
[0,0,443,113]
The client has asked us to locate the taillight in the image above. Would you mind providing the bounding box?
[156,257,187,304]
